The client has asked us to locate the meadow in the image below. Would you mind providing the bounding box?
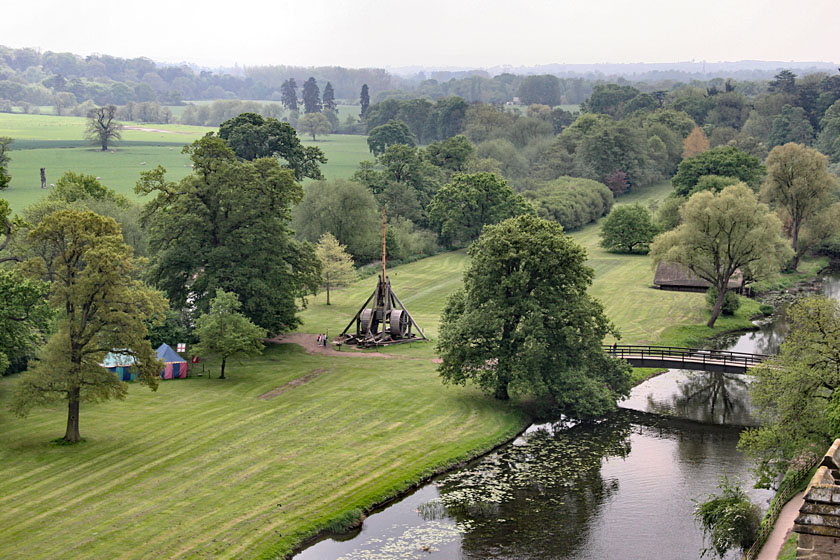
[0,114,785,559]
[0,113,371,211]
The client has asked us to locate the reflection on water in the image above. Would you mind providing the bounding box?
[295,413,771,560]
[621,370,755,426]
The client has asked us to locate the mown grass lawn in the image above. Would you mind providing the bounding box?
[0,344,525,559]
[0,143,797,558]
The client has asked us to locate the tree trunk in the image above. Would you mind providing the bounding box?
[326,284,331,305]
[707,286,726,327]
[494,381,510,400]
[789,221,801,271]
[64,387,82,443]
[219,357,226,380]
[101,141,107,151]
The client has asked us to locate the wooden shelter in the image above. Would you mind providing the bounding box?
[653,262,745,293]
[336,210,427,348]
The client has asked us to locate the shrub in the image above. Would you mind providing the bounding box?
[706,287,741,316]
[694,476,761,558]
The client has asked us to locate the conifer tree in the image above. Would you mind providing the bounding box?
[280,78,298,111]
[360,84,370,119]
[682,126,710,159]
[302,77,322,114]
[323,82,336,112]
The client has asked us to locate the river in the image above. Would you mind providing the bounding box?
[295,274,839,560]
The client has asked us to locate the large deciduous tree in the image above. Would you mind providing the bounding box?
[292,179,380,260]
[13,210,166,443]
[314,233,356,305]
[0,137,12,191]
[137,136,321,334]
[671,146,764,196]
[367,120,417,156]
[298,112,332,141]
[85,105,122,151]
[218,112,327,180]
[651,184,792,327]
[437,214,631,415]
[739,296,840,485]
[599,204,659,253]
[761,143,838,270]
[193,290,265,380]
[427,172,533,247]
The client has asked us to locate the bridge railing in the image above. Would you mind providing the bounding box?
[603,344,771,370]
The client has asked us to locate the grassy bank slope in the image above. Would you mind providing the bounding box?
[0,343,525,559]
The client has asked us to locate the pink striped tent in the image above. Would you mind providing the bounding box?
[155,343,188,379]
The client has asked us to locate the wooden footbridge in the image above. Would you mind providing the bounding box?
[604,345,771,374]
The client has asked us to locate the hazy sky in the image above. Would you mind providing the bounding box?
[2,0,837,69]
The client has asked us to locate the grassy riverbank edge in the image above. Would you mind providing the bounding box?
[274,412,531,560]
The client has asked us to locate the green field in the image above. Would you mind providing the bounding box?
[0,113,371,211]
[0,117,776,558]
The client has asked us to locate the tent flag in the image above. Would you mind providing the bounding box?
[155,343,188,379]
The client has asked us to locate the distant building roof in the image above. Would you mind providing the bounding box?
[653,262,742,290]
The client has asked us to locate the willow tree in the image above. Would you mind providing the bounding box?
[761,143,838,270]
[13,210,166,443]
[651,184,791,327]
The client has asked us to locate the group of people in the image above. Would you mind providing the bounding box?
[315,334,328,348]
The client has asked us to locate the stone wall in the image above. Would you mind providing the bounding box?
[794,439,840,559]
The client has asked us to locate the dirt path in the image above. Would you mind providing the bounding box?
[273,333,442,363]
[272,333,395,358]
[757,490,805,560]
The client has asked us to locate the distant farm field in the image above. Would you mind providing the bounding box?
[0,113,371,211]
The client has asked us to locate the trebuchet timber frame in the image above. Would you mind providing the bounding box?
[336,209,427,348]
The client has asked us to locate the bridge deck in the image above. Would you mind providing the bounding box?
[604,345,770,374]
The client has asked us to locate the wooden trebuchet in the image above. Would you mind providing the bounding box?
[336,208,427,348]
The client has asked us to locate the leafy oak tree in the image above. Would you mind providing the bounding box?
[315,233,356,305]
[437,214,631,415]
[0,137,12,191]
[85,105,121,151]
[218,112,327,181]
[761,143,838,270]
[367,120,417,156]
[193,290,265,380]
[651,184,792,327]
[672,146,764,196]
[427,172,533,247]
[299,112,332,141]
[13,210,166,443]
[599,204,659,253]
[137,136,321,334]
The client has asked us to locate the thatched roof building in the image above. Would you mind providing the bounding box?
[653,262,743,292]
